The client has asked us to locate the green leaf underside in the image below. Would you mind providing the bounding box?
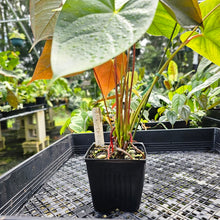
[147,2,180,39]
[51,0,158,78]
[160,0,203,28]
[180,0,220,67]
[30,0,62,48]
[188,72,220,97]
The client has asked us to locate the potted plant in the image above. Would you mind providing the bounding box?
[9,30,26,47]
[28,0,220,213]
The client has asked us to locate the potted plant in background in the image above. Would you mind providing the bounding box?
[9,29,26,47]
[28,0,220,213]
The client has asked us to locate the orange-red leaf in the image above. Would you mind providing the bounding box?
[94,53,127,98]
[29,40,53,83]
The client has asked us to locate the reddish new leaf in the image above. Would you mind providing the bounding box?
[30,40,53,83]
[94,53,127,98]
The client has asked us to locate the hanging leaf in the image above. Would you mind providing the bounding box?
[180,0,220,67]
[29,40,53,83]
[168,60,178,82]
[30,0,62,48]
[160,0,203,28]
[51,0,159,79]
[94,53,127,98]
[6,88,18,108]
[147,2,180,39]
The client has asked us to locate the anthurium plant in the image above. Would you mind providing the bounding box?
[29,0,220,159]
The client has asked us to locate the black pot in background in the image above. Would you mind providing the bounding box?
[206,108,220,119]
[202,108,220,128]
[36,97,46,105]
[145,120,190,130]
[85,142,146,213]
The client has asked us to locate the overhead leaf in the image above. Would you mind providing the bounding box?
[188,72,220,97]
[147,1,180,39]
[180,0,220,67]
[30,40,53,83]
[168,60,178,82]
[51,0,159,79]
[30,0,62,48]
[94,53,127,98]
[160,0,203,28]
[30,40,84,83]
[6,88,18,108]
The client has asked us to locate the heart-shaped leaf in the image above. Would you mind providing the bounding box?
[180,0,220,67]
[30,0,62,48]
[160,0,203,28]
[147,1,180,39]
[51,0,158,79]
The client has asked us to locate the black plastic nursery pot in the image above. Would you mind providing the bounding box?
[0,128,220,219]
[85,142,146,213]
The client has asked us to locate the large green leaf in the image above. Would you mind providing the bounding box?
[147,2,180,39]
[180,0,220,66]
[30,0,62,48]
[51,0,158,78]
[160,0,203,28]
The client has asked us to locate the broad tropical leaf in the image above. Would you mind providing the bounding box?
[29,40,53,83]
[180,0,220,67]
[160,0,203,28]
[94,53,127,98]
[30,0,62,48]
[51,0,158,79]
[147,1,180,39]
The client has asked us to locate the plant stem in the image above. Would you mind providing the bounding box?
[131,25,202,138]
[93,69,113,129]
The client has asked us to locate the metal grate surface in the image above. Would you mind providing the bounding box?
[17,152,220,219]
